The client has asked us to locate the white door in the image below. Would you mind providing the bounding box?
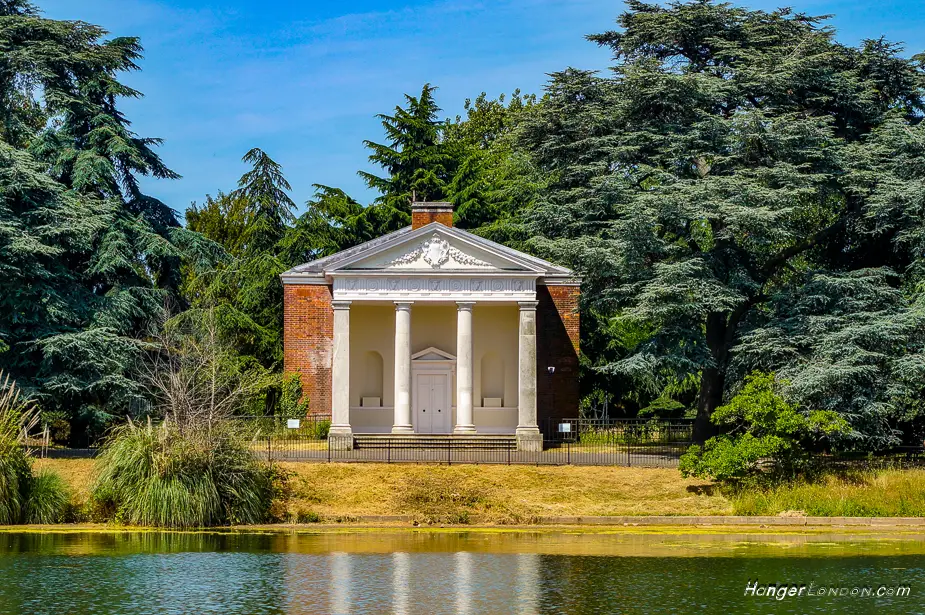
[415,373,449,434]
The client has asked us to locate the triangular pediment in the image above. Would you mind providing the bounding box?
[412,347,456,361]
[282,222,576,282]
[331,224,543,273]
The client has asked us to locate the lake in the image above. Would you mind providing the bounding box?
[1,529,923,614]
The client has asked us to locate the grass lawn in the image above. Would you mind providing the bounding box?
[29,459,925,524]
[279,463,731,523]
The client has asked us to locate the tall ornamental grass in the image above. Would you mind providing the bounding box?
[0,372,71,524]
[92,419,279,528]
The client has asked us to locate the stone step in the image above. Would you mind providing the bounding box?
[354,434,516,449]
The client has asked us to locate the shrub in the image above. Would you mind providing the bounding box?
[92,418,280,527]
[23,470,71,524]
[279,373,309,417]
[41,410,71,445]
[680,372,848,483]
[638,397,686,419]
[0,372,39,524]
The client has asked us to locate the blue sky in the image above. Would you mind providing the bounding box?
[40,0,925,216]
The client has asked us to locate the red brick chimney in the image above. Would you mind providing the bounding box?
[411,201,453,229]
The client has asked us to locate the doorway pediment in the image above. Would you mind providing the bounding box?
[411,347,456,362]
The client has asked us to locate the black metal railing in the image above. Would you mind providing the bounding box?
[242,417,696,467]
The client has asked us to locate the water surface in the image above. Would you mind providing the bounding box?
[1,530,923,614]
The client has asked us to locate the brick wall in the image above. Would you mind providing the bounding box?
[536,284,581,422]
[283,284,334,417]
[411,210,453,229]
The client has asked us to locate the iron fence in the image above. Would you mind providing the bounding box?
[241,417,696,467]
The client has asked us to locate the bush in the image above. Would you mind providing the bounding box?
[92,418,281,527]
[23,470,71,524]
[0,372,40,524]
[279,373,309,417]
[41,410,71,446]
[638,397,686,419]
[680,372,848,483]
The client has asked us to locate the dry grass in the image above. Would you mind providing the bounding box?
[730,469,925,517]
[280,463,732,524]
[33,459,95,502]
[24,460,925,526]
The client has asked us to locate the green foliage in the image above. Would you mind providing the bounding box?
[23,470,71,524]
[638,397,687,419]
[359,83,455,219]
[0,1,203,442]
[524,0,925,443]
[183,149,294,392]
[444,91,542,231]
[680,372,848,482]
[41,410,71,445]
[92,419,279,527]
[728,469,925,517]
[0,371,70,524]
[278,374,309,418]
[0,373,36,524]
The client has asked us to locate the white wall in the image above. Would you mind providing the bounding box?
[348,302,519,434]
[473,305,519,409]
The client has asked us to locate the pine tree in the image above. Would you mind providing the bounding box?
[233,148,296,254]
[358,83,456,229]
[0,1,197,440]
[524,0,925,445]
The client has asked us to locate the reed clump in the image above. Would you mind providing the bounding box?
[0,372,71,524]
[91,418,283,528]
[729,468,925,517]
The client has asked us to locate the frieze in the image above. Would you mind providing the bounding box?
[332,276,537,301]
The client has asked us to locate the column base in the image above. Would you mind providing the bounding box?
[391,425,414,434]
[327,426,353,451]
[453,424,477,435]
[516,427,543,452]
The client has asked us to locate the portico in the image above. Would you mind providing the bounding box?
[282,202,580,451]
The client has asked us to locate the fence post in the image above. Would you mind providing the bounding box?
[267,436,271,462]
[507,441,511,466]
[388,438,391,463]
[327,435,331,463]
[447,438,451,466]
[567,439,570,465]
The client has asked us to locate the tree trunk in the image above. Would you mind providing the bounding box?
[693,366,725,443]
[692,311,730,444]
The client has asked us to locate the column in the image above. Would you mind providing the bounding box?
[516,300,542,451]
[392,302,414,433]
[329,300,353,449]
[454,302,476,434]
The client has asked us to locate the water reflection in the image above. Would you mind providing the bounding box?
[392,552,409,615]
[1,531,924,614]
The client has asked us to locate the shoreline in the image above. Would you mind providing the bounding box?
[4,515,925,534]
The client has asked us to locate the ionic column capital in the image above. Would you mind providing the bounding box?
[394,301,413,311]
[456,301,475,311]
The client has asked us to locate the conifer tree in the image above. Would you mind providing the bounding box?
[524,0,925,445]
[359,83,456,229]
[0,1,203,440]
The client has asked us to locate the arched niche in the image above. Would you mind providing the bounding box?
[361,350,384,402]
[480,351,504,404]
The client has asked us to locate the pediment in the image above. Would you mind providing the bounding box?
[331,225,542,273]
[412,347,456,361]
